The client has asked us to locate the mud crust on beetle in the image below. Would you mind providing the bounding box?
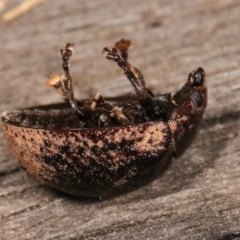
[1,39,207,198]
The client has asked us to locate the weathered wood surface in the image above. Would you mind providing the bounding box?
[0,0,240,239]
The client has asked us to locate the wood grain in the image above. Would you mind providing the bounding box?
[0,0,240,239]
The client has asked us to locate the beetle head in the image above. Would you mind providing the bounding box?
[171,67,206,106]
[187,67,205,88]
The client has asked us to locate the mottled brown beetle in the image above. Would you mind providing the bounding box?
[1,39,207,199]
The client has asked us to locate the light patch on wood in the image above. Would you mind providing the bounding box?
[0,0,8,12]
[2,0,46,22]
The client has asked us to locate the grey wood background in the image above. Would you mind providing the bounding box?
[0,0,240,239]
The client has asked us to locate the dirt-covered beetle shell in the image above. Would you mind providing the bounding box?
[1,39,207,198]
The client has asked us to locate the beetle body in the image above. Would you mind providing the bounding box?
[1,39,207,198]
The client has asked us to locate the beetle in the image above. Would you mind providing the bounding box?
[1,39,207,198]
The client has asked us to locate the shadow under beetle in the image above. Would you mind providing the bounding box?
[1,39,207,198]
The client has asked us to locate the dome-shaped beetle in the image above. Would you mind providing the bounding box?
[1,39,207,198]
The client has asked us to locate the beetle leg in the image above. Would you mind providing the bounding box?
[102,47,152,106]
[91,93,130,125]
[90,93,114,111]
[60,43,83,120]
[110,107,131,125]
[46,74,68,100]
[115,39,145,88]
[98,114,110,127]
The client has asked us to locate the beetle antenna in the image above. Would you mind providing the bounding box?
[60,43,83,120]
